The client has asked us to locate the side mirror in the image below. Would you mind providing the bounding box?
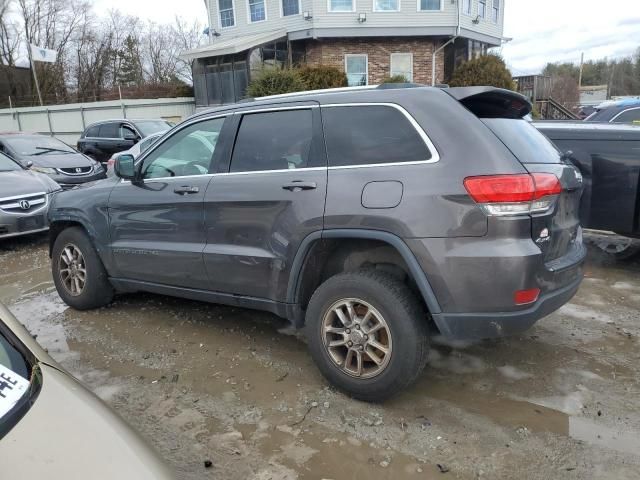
[114,154,137,181]
[25,160,34,169]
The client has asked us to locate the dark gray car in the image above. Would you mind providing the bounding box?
[0,153,60,239]
[0,134,106,189]
[48,86,586,401]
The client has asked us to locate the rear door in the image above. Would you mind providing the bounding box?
[108,116,228,288]
[202,104,327,301]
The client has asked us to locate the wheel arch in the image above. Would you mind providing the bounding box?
[287,229,443,326]
[49,216,99,258]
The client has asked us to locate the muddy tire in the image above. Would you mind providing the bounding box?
[52,227,114,310]
[306,269,429,402]
[591,235,640,261]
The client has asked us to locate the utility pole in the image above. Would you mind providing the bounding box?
[26,42,44,106]
[578,52,584,88]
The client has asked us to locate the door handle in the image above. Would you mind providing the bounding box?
[174,186,200,195]
[282,181,317,192]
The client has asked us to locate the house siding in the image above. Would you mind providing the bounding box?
[208,0,504,42]
[304,37,445,85]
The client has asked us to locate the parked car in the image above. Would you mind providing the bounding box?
[0,133,105,189]
[48,86,585,401]
[0,302,173,479]
[77,119,173,164]
[535,121,640,259]
[584,98,640,124]
[0,152,60,240]
[105,131,164,177]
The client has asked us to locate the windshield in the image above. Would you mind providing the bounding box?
[0,152,22,172]
[134,120,172,137]
[3,136,75,156]
[482,118,562,164]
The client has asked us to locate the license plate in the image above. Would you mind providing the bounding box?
[0,364,30,419]
[17,215,44,232]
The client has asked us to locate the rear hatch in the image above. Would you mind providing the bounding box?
[448,87,584,264]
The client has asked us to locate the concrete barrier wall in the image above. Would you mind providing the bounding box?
[0,97,196,145]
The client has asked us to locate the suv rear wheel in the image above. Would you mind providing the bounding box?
[306,269,429,402]
[52,227,114,310]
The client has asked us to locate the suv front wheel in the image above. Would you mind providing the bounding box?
[52,227,114,310]
[306,269,429,402]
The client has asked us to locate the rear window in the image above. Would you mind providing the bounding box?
[98,123,119,138]
[483,119,561,164]
[322,105,431,167]
[85,125,100,137]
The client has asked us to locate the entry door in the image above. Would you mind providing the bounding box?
[203,106,327,301]
[108,117,227,288]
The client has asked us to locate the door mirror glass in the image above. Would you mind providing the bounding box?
[114,154,136,180]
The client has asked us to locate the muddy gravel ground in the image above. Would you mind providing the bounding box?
[1,233,639,480]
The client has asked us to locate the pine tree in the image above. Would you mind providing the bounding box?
[117,35,143,87]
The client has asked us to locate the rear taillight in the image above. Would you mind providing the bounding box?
[514,288,540,305]
[464,173,561,216]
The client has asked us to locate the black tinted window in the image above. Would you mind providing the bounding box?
[322,106,431,167]
[484,119,561,164]
[612,108,640,124]
[230,110,313,173]
[85,125,100,137]
[98,123,119,138]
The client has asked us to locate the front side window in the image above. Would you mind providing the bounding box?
[478,0,486,18]
[322,106,431,167]
[374,0,399,11]
[492,0,499,22]
[142,118,225,179]
[328,0,354,12]
[463,0,471,14]
[419,0,441,10]
[612,108,640,124]
[390,53,413,81]
[248,0,266,22]
[219,0,235,28]
[230,110,313,173]
[282,0,299,16]
[345,54,368,86]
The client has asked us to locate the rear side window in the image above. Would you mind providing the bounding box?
[612,108,640,124]
[322,105,431,167]
[483,119,561,164]
[98,123,119,138]
[230,109,313,173]
[85,125,100,137]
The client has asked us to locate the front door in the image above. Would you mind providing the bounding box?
[203,106,327,301]
[108,116,227,288]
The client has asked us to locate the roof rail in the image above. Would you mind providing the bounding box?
[249,85,379,102]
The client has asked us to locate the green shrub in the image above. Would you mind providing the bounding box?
[449,54,515,90]
[382,75,409,83]
[246,68,307,98]
[298,65,348,90]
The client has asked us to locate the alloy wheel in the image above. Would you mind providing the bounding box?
[59,243,87,296]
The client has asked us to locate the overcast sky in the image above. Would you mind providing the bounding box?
[94,0,640,75]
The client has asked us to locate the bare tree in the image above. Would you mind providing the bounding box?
[173,16,203,83]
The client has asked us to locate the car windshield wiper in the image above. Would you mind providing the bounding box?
[31,147,73,156]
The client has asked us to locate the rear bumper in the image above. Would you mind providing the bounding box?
[431,274,582,340]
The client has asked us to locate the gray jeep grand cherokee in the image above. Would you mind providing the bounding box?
[48,86,585,401]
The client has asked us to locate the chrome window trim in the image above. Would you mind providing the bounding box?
[119,167,327,184]
[321,102,440,169]
[610,106,640,123]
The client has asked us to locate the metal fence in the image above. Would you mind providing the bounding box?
[0,97,196,145]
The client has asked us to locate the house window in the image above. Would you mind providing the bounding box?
[219,0,235,28]
[478,0,486,18]
[328,0,355,12]
[418,0,441,10]
[345,54,368,86]
[248,0,266,22]
[390,53,413,82]
[462,0,471,15]
[282,0,300,15]
[492,0,499,22]
[374,0,399,11]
